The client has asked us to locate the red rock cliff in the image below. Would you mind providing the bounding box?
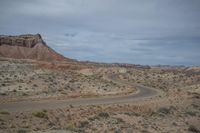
[0,34,74,62]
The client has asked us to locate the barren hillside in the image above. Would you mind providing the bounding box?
[0,34,73,62]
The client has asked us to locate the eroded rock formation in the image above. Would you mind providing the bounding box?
[0,34,45,48]
[0,34,73,62]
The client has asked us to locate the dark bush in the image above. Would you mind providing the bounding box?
[188,125,200,133]
[185,111,196,116]
[158,107,170,114]
[17,129,27,133]
[98,112,109,118]
[79,121,89,128]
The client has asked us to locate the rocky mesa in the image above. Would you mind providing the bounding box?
[0,34,72,61]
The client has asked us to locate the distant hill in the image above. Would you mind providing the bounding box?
[0,34,74,62]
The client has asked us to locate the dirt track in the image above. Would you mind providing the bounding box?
[0,74,159,112]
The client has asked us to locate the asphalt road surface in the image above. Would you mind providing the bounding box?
[0,74,159,112]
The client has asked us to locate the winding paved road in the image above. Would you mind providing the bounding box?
[0,74,159,112]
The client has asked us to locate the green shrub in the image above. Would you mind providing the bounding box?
[0,110,10,115]
[42,109,47,113]
[98,112,109,118]
[66,122,76,131]
[32,110,48,118]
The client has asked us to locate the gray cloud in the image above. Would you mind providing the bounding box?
[0,0,200,65]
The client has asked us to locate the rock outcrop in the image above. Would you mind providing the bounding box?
[0,34,73,62]
[0,34,44,48]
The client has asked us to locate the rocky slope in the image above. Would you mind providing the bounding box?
[0,34,73,61]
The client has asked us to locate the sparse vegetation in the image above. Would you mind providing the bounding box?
[188,125,200,133]
[185,111,197,116]
[32,110,48,118]
[17,129,28,133]
[88,115,100,121]
[124,112,140,116]
[98,112,110,118]
[66,122,76,131]
[158,107,170,114]
[0,58,200,132]
[0,110,10,115]
[79,120,89,128]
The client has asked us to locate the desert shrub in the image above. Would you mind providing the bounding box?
[42,109,47,112]
[98,112,109,118]
[32,110,48,118]
[88,115,100,121]
[158,107,170,114]
[79,120,89,128]
[22,93,28,96]
[0,118,4,122]
[191,104,199,110]
[0,93,7,96]
[188,125,200,133]
[2,83,5,86]
[124,112,140,116]
[172,122,177,126]
[0,110,10,115]
[113,128,121,133]
[141,130,150,133]
[17,129,27,133]
[112,118,124,125]
[185,111,196,116]
[69,104,74,108]
[33,84,38,87]
[66,122,76,131]
[116,118,124,123]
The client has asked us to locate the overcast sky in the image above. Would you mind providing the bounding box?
[0,0,200,65]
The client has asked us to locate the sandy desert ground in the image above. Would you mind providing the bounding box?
[0,58,200,133]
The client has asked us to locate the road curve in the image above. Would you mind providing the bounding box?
[0,74,159,112]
